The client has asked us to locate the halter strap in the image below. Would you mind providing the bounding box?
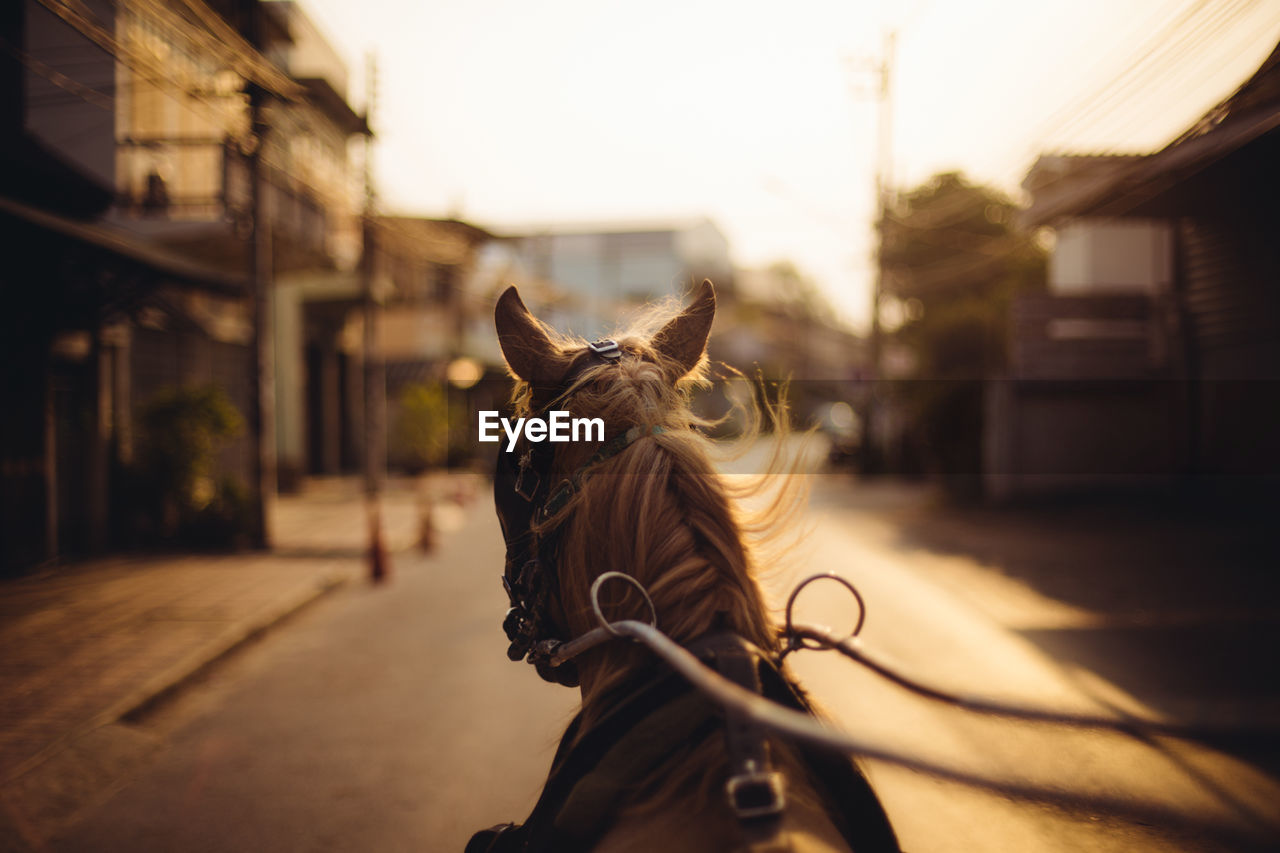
[530,339,625,417]
[539,424,665,521]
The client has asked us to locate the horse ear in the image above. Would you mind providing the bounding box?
[494,286,572,384]
[652,279,716,378]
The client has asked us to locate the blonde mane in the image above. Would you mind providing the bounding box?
[506,302,819,825]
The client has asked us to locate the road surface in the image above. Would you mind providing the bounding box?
[48,467,1280,851]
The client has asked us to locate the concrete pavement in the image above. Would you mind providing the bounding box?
[0,474,475,851]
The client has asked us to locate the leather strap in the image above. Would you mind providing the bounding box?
[696,634,794,853]
[466,635,901,853]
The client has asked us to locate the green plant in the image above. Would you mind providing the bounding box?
[880,171,1047,495]
[184,475,254,547]
[133,384,246,540]
[394,382,449,472]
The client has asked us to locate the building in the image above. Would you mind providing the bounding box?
[2,0,257,571]
[366,216,500,473]
[0,0,381,572]
[505,218,734,338]
[989,42,1280,499]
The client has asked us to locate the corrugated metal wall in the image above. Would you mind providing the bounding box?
[1180,213,1280,477]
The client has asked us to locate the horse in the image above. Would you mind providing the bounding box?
[468,280,900,853]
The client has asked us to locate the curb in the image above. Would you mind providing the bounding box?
[117,566,356,723]
[2,566,355,790]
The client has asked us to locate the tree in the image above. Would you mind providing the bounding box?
[880,172,1046,494]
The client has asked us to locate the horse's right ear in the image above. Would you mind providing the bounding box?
[495,286,572,385]
[651,279,716,379]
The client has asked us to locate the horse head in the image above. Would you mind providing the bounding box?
[482,282,899,853]
[492,280,777,700]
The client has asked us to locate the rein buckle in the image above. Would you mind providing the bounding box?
[726,766,786,820]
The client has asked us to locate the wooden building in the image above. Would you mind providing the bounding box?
[991,43,1280,498]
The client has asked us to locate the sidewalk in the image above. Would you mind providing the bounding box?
[0,473,480,847]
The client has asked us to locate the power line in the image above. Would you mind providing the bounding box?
[984,0,1266,190]
[1047,0,1255,145]
[993,3,1280,201]
[1028,0,1216,144]
[1103,6,1280,142]
[2,38,113,110]
[33,0,252,136]
[21,0,362,226]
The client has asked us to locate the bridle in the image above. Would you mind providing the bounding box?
[493,338,659,687]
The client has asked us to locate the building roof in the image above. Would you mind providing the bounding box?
[492,216,721,240]
[0,135,114,219]
[296,77,370,136]
[0,197,249,295]
[1022,41,1280,227]
[375,216,494,265]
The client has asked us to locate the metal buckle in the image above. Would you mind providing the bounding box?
[725,767,786,820]
[587,339,621,360]
[539,478,575,521]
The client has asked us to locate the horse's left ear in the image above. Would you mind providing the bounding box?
[652,279,716,379]
[495,285,574,385]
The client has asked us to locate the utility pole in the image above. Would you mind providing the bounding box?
[850,30,896,474]
[245,0,275,548]
[361,52,388,583]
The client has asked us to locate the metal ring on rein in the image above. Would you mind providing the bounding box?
[782,572,866,657]
[591,571,658,636]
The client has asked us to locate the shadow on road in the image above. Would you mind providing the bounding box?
[834,479,1280,779]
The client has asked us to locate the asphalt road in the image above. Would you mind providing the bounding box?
[51,499,579,853]
[49,472,1280,852]
[781,479,1280,853]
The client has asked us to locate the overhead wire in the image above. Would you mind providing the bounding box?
[999,6,1280,217]
[22,0,361,221]
[1031,0,1220,144]
[1048,0,1257,145]
[2,38,113,110]
[986,0,1274,192]
[1105,7,1280,143]
[32,0,251,141]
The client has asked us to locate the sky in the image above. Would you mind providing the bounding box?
[297,0,1280,331]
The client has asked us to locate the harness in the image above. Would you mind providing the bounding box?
[494,339,636,687]
[486,341,899,852]
[466,634,899,853]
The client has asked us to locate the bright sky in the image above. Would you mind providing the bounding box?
[300,0,1280,331]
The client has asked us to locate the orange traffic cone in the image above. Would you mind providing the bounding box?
[368,501,390,584]
[418,495,437,554]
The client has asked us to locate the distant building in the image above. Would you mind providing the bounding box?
[989,42,1280,498]
[713,263,866,436]
[718,264,862,382]
[366,216,501,472]
[504,218,733,338]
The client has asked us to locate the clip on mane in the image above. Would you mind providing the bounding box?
[587,339,622,360]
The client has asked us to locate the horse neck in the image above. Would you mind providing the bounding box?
[549,431,777,713]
